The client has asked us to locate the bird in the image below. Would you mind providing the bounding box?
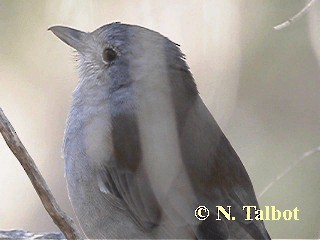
[49,22,270,239]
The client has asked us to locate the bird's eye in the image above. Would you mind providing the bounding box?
[102,48,117,63]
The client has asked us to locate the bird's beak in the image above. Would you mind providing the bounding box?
[49,26,87,53]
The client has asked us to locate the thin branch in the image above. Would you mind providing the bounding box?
[0,108,81,240]
[258,146,320,199]
[0,230,65,239]
[274,0,317,30]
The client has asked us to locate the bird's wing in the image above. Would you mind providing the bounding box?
[178,96,270,239]
[101,156,162,230]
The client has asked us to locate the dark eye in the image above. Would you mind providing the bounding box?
[102,48,117,63]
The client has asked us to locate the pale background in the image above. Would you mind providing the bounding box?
[1,0,320,238]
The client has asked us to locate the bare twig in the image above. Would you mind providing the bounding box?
[258,146,320,199]
[0,230,65,239]
[274,0,317,30]
[0,108,81,240]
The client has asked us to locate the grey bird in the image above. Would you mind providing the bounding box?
[50,23,270,239]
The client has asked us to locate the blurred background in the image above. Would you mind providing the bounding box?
[0,0,319,238]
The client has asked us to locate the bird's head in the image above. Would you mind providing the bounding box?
[50,23,197,112]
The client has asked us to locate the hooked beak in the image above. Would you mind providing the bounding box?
[49,25,88,53]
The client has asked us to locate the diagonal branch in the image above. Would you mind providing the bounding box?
[258,146,320,199]
[274,0,317,30]
[0,108,81,240]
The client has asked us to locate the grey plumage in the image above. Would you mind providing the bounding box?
[50,22,270,239]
